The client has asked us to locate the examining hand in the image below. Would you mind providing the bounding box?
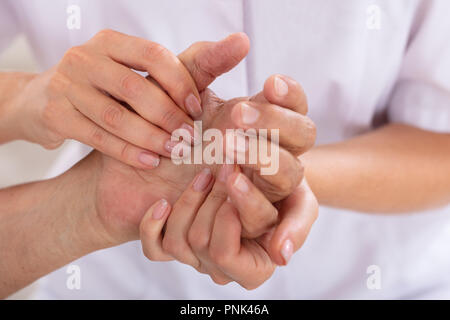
[9,29,202,168]
[89,33,316,245]
[139,165,318,289]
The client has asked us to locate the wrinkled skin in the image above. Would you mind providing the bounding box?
[92,88,303,244]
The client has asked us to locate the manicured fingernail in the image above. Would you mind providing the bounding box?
[185,93,202,118]
[165,140,176,152]
[218,164,234,183]
[281,239,294,264]
[274,76,288,97]
[165,140,182,156]
[240,103,260,124]
[138,152,160,167]
[152,199,169,220]
[180,123,197,144]
[193,168,212,191]
[233,174,249,193]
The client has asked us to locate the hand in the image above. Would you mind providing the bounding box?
[90,33,315,243]
[93,82,314,243]
[139,164,318,289]
[10,29,201,168]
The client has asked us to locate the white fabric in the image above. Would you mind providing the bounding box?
[1,0,450,299]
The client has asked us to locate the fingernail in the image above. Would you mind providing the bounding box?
[281,239,294,264]
[233,174,249,193]
[240,103,260,124]
[152,199,169,220]
[193,168,212,191]
[164,140,177,152]
[164,140,186,158]
[138,152,160,167]
[185,93,202,118]
[274,76,288,97]
[218,164,234,183]
[180,123,196,144]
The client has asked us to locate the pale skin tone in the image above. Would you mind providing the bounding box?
[1,30,450,297]
[0,29,203,168]
[0,33,318,297]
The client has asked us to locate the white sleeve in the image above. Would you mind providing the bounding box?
[0,0,21,53]
[387,0,450,133]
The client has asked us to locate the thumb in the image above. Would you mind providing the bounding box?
[178,32,250,91]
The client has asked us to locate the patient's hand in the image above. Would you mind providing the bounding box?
[138,165,318,289]
[93,78,315,244]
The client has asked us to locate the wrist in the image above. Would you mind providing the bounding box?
[0,72,37,143]
[57,152,120,253]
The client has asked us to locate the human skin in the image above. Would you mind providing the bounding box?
[0,29,203,168]
[302,123,450,213]
[0,81,317,297]
[0,32,318,297]
[140,164,317,289]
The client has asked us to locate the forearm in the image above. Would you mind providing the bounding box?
[0,72,36,144]
[302,123,450,213]
[0,154,115,298]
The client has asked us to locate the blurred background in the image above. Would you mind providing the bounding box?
[0,35,69,299]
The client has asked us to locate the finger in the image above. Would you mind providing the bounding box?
[178,33,250,91]
[209,202,275,290]
[265,179,319,266]
[66,83,178,157]
[224,131,304,202]
[140,199,174,261]
[251,74,308,115]
[85,57,195,139]
[230,101,316,155]
[63,108,160,169]
[88,29,202,118]
[162,168,214,269]
[188,165,234,253]
[188,164,236,284]
[226,172,278,239]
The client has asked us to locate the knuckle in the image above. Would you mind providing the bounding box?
[102,104,124,129]
[159,107,184,129]
[142,245,165,262]
[171,74,192,96]
[188,227,210,252]
[89,126,107,148]
[143,41,170,61]
[94,29,115,43]
[209,247,231,268]
[239,203,278,239]
[119,73,143,99]
[119,142,132,163]
[175,196,196,211]
[242,220,267,239]
[142,246,156,261]
[61,46,89,68]
[162,235,184,257]
[276,162,303,194]
[210,275,231,286]
[207,188,228,203]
